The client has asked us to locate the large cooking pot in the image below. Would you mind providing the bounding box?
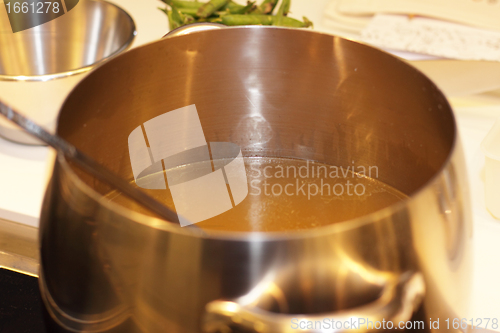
[39,26,472,332]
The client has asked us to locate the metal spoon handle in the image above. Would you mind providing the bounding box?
[0,101,180,224]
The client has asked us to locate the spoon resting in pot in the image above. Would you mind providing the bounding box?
[0,100,194,229]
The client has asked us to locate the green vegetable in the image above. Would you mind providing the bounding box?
[221,1,245,12]
[302,16,313,28]
[171,1,203,9]
[274,0,290,26]
[221,14,312,27]
[256,0,278,14]
[168,5,195,30]
[176,7,200,16]
[166,10,179,30]
[209,17,224,23]
[277,0,290,16]
[161,0,203,8]
[197,0,229,18]
[225,1,256,14]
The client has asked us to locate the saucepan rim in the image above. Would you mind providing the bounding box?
[53,26,459,242]
[0,0,137,82]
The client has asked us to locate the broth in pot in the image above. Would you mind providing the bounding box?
[106,157,407,232]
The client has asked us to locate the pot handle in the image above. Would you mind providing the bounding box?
[203,271,425,333]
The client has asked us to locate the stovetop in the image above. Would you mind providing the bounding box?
[0,269,46,333]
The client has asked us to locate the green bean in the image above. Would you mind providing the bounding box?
[171,6,182,22]
[227,1,256,14]
[274,0,290,26]
[171,1,203,9]
[302,16,313,28]
[197,0,229,18]
[166,10,181,30]
[221,1,244,11]
[161,1,203,19]
[160,0,314,29]
[257,0,278,14]
[209,17,224,23]
[221,14,311,27]
[277,0,290,16]
[170,5,195,28]
[176,7,200,16]
[222,14,273,25]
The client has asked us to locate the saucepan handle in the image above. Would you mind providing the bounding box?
[203,271,425,333]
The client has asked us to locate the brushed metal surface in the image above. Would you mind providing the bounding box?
[39,27,472,332]
[0,0,136,81]
[0,99,185,225]
[0,218,38,277]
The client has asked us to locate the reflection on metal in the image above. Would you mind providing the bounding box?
[0,251,38,277]
[0,0,136,81]
[39,269,131,332]
[165,22,225,38]
[163,23,225,106]
[203,272,425,333]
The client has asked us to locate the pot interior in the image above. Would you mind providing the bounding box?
[56,27,456,232]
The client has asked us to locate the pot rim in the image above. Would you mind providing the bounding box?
[54,26,459,242]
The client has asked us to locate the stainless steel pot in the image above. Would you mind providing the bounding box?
[0,0,136,81]
[39,26,472,333]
